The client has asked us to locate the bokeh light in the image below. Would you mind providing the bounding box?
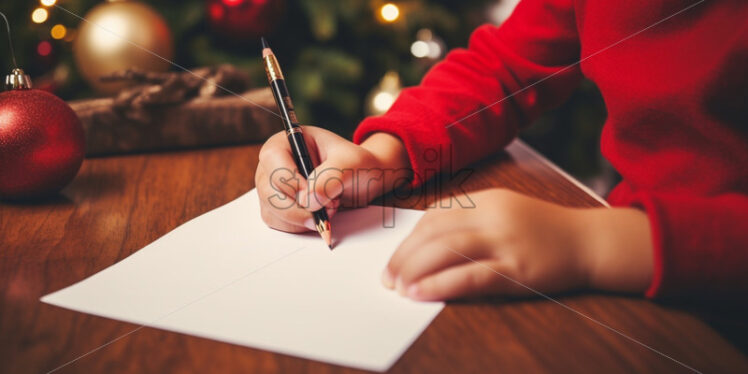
[31,8,49,24]
[40,0,57,6]
[372,92,396,113]
[37,41,52,56]
[50,24,67,40]
[380,3,400,22]
[410,41,429,58]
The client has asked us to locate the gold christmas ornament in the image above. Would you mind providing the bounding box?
[73,0,173,94]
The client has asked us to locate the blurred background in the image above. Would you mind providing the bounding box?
[1,0,615,195]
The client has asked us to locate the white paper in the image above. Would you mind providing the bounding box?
[41,189,443,372]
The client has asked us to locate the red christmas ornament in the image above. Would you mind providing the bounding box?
[0,69,85,200]
[206,0,285,40]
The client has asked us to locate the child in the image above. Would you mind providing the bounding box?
[255,0,747,302]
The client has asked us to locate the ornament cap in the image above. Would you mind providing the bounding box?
[5,68,32,90]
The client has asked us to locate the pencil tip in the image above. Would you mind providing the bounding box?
[319,230,332,250]
[260,37,269,49]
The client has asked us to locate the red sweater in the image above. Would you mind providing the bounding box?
[353,0,748,300]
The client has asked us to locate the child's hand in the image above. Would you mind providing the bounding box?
[255,127,411,232]
[382,188,655,301]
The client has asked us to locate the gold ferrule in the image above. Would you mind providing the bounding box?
[315,219,331,233]
[263,55,284,82]
[286,127,303,135]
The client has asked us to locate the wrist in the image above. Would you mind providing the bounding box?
[360,132,411,171]
[578,208,655,293]
[359,132,413,197]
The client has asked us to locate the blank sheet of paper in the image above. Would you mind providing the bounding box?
[41,189,443,372]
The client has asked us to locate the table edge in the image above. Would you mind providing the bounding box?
[512,139,610,207]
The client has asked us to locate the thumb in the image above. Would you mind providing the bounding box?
[298,154,355,212]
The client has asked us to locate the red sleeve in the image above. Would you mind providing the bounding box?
[353,0,583,186]
[630,192,748,300]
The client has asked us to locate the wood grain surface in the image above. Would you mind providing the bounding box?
[1,141,746,374]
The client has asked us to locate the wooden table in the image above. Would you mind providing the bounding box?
[1,141,746,373]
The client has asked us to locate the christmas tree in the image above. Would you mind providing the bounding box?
[1,0,610,190]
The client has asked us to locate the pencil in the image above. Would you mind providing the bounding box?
[261,37,333,249]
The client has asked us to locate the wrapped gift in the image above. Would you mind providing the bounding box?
[68,65,280,156]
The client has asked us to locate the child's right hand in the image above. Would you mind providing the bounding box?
[255,126,411,233]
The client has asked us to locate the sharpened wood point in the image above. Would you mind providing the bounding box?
[320,230,333,250]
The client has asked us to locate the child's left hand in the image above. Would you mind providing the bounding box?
[382,188,655,301]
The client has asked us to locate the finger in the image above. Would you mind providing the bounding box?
[405,260,516,301]
[394,235,489,293]
[302,204,340,231]
[263,214,307,233]
[394,206,474,256]
[298,153,359,212]
[383,213,463,288]
[257,178,317,229]
[267,194,340,233]
[299,125,340,162]
[258,147,309,201]
[325,198,341,218]
[259,199,308,233]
